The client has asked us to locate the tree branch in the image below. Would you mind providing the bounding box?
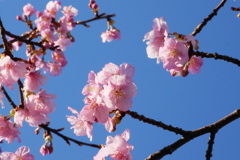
[145,109,240,160]
[205,131,217,160]
[126,110,189,136]
[191,0,227,36]
[39,124,101,149]
[75,13,116,27]
[0,18,13,58]
[192,50,240,67]
[0,85,17,109]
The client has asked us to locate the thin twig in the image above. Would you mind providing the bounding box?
[17,80,24,109]
[145,109,240,160]
[39,124,101,149]
[75,13,116,26]
[0,85,17,109]
[192,50,240,67]
[126,110,189,135]
[191,0,227,36]
[0,18,13,58]
[206,131,217,160]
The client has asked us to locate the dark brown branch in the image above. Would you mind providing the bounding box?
[126,110,189,136]
[191,0,227,36]
[145,109,240,160]
[206,131,217,160]
[75,13,116,26]
[39,124,101,149]
[17,80,24,109]
[192,51,240,67]
[4,30,57,51]
[231,7,240,11]
[0,18,13,58]
[0,85,17,109]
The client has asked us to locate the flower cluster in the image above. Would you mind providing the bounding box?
[0,146,35,160]
[67,63,137,141]
[0,114,21,144]
[94,129,134,160]
[17,1,78,77]
[143,17,203,77]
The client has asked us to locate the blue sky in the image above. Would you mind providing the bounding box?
[0,0,240,160]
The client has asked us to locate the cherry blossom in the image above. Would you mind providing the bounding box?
[24,71,48,92]
[0,146,35,160]
[62,5,78,17]
[94,129,133,160]
[0,114,21,143]
[67,107,93,141]
[0,56,27,89]
[103,75,137,111]
[101,29,121,43]
[143,17,169,59]
[14,90,56,127]
[188,55,204,74]
[23,3,36,17]
[44,1,62,18]
[80,97,110,123]
[159,37,189,71]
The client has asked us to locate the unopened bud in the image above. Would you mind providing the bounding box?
[16,15,23,21]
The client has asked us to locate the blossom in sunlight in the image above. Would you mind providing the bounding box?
[80,97,110,124]
[143,17,169,60]
[96,63,135,85]
[44,1,62,18]
[0,146,35,160]
[0,56,27,89]
[0,114,21,143]
[14,90,56,127]
[67,107,93,141]
[23,3,36,17]
[24,71,48,92]
[62,5,78,17]
[159,37,189,71]
[188,55,204,74]
[103,75,137,111]
[101,29,121,43]
[94,129,133,160]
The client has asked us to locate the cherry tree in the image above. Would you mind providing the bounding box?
[0,0,240,160]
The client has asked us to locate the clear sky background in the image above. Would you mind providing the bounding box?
[0,0,240,160]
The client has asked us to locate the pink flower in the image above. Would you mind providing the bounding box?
[0,56,27,89]
[94,129,133,160]
[40,142,53,156]
[23,3,36,17]
[44,1,61,18]
[51,50,68,67]
[188,56,203,74]
[159,37,189,71]
[80,98,109,123]
[47,62,62,76]
[0,146,35,160]
[96,63,135,85]
[143,17,168,59]
[62,6,78,17]
[40,29,57,42]
[35,14,52,32]
[67,107,93,141]
[0,114,21,143]
[54,38,71,51]
[103,75,137,111]
[101,29,121,43]
[15,90,56,127]
[24,71,48,92]
[26,90,56,115]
